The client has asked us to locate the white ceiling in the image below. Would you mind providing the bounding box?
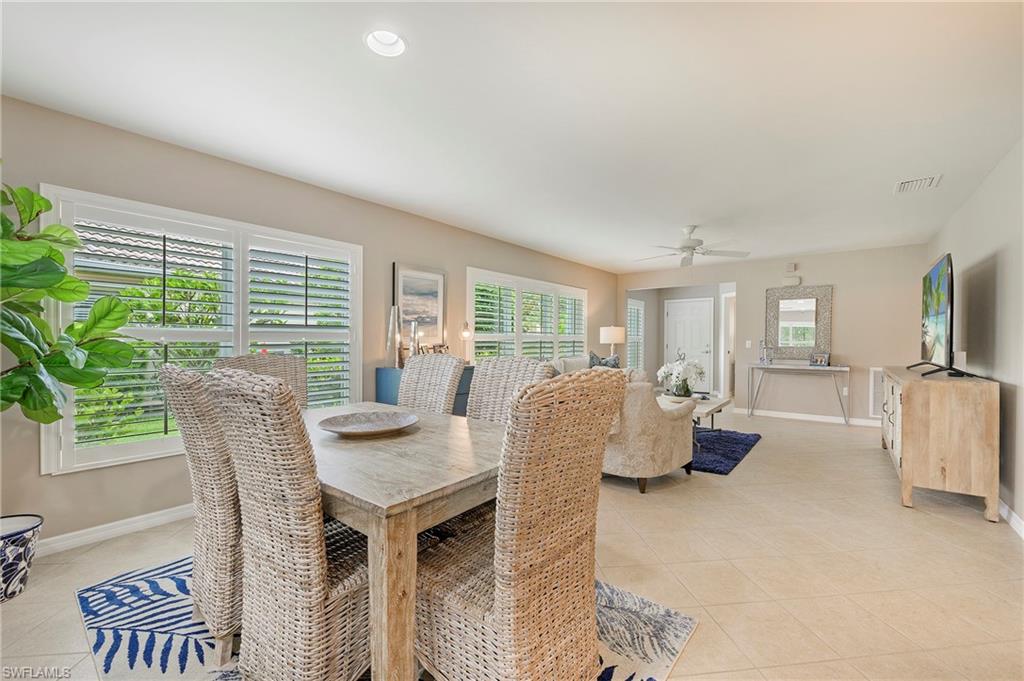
[3,2,1021,274]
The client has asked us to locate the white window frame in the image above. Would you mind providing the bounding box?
[466,267,587,363]
[626,298,645,371]
[38,184,362,475]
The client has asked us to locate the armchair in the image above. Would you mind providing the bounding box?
[603,377,696,493]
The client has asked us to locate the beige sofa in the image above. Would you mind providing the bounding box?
[603,373,696,493]
[546,355,593,374]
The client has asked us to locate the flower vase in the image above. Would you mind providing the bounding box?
[673,380,692,398]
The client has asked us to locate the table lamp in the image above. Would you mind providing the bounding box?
[600,326,626,356]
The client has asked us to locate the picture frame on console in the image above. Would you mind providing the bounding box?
[810,352,830,367]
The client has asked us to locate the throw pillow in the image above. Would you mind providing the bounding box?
[589,351,620,369]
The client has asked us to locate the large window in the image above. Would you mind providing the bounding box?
[467,268,586,363]
[626,298,645,370]
[40,185,362,474]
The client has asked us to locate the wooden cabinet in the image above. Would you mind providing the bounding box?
[882,367,1000,522]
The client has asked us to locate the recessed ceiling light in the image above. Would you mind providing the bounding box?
[366,30,406,57]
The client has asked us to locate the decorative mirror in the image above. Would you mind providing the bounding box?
[765,285,832,360]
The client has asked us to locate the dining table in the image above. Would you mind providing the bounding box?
[304,401,506,681]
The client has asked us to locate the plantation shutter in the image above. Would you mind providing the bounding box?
[71,219,235,449]
[472,281,516,362]
[467,268,587,364]
[473,283,515,335]
[626,299,645,370]
[557,294,586,358]
[246,240,353,408]
[521,290,556,360]
[42,185,363,474]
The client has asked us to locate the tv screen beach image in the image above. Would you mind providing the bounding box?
[922,257,950,364]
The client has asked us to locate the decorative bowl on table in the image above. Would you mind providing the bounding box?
[318,411,419,438]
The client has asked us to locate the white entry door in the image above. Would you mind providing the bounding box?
[665,298,714,393]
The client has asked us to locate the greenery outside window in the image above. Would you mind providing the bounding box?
[467,267,586,363]
[39,185,362,474]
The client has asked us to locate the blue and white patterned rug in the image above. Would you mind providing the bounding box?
[77,557,696,680]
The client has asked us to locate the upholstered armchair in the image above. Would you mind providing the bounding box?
[603,373,696,493]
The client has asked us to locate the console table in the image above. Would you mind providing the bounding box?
[746,363,851,424]
[375,365,474,416]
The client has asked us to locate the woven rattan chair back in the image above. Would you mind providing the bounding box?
[493,367,626,673]
[465,356,555,424]
[214,353,308,408]
[158,365,240,666]
[206,368,347,680]
[397,353,464,414]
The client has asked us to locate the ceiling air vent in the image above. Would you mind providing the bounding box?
[893,174,943,195]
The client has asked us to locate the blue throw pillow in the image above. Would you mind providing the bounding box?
[589,351,620,368]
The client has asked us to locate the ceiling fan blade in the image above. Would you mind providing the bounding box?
[700,249,750,258]
[652,245,683,250]
[679,254,694,267]
[635,253,677,261]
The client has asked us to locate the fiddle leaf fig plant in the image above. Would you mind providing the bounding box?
[0,182,134,423]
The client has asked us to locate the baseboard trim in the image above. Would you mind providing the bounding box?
[730,406,879,428]
[35,503,194,557]
[999,500,1024,539]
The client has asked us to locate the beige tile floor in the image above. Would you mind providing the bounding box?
[2,413,1022,680]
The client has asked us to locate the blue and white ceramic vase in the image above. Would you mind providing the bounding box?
[1,514,44,603]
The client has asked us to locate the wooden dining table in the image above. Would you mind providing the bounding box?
[304,402,506,681]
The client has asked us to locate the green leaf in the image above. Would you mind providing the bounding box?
[45,245,65,266]
[65,296,130,342]
[0,369,31,410]
[19,401,62,423]
[21,309,55,345]
[0,239,52,266]
[4,185,51,226]
[82,338,134,368]
[1,213,14,239]
[36,224,81,248]
[46,275,89,302]
[55,333,88,369]
[0,188,11,206]
[0,306,49,358]
[0,257,67,289]
[1,288,47,304]
[16,362,67,423]
[4,300,45,315]
[41,353,106,388]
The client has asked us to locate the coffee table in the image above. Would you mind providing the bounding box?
[657,395,733,456]
[691,396,733,431]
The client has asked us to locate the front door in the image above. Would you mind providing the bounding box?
[665,298,714,393]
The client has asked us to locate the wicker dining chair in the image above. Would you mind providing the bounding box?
[158,365,241,668]
[205,368,370,681]
[397,353,464,414]
[214,353,308,408]
[414,367,627,681]
[465,356,555,424]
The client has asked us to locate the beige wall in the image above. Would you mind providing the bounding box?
[927,140,1023,517]
[0,98,618,537]
[618,245,927,422]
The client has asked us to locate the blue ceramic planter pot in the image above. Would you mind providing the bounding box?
[1,514,44,603]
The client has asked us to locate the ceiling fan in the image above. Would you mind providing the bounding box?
[637,225,750,267]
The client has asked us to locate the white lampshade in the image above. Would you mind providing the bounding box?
[600,326,626,345]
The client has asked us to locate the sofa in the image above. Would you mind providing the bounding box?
[603,371,696,493]
[546,355,593,374]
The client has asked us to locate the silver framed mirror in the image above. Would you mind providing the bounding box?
[765,285,833,360]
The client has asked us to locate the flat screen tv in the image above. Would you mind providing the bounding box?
[921,253,953,367]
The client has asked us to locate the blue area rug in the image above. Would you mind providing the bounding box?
[77,556,696,680]
[692,428,761,475]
